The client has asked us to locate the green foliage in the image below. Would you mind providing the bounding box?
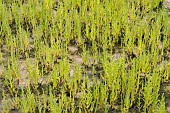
[0,0,169,113]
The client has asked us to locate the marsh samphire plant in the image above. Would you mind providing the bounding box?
[0,0,170,113]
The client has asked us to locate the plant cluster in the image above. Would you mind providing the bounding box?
[0,0,170,113]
